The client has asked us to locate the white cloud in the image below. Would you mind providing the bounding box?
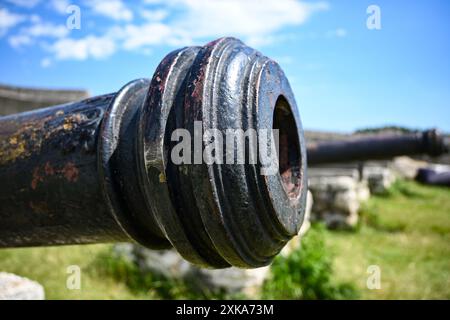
[49,35,116,60]
[8,34,32,47]
[49,0,70,14]
[326,28,347,38]
[168,0,329,40]
[86,0,133,21]
[0,8,26,36]
[110,22,190,50]
[8,21,69,48]
[122,0,329,50]
[5,0,70,14]
[26,22,69,38]
[30,14,41,23]
[142,0,165,4]
[41,57,52,67]
[6,0,329,63]
[335,28,347,37]
[109,0,329,52]
[140,9,169,22]
[5,0,41,8]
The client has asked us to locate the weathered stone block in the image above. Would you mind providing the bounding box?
[364,166,396,194]
[0,272,45,300]
[309,175,370,229]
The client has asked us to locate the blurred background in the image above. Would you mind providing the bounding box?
[0,0,449,300]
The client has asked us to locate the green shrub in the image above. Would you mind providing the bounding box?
[262,224,358,300]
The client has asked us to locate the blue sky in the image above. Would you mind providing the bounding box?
[0,0,449,132]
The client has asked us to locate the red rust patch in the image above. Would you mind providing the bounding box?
[62,162,79,182]
[31,166,43,190]
[155,73,165,92]
[44,161,55,176]
[191,65,205,101]
[30,161,79,189]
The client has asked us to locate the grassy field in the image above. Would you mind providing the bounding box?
[328,180,450,299]
[0,180,448,299]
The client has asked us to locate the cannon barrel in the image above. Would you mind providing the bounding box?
[307,130,448,165]
[0,38,307,269]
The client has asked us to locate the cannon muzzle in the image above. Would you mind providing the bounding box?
[0,38,307,269]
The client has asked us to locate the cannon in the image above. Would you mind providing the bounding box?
[307,129,448,165]
[0,38,307,269]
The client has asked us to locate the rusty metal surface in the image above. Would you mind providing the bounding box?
[307,129,448,165]
[0,37,307,269]
[0,94,127,246]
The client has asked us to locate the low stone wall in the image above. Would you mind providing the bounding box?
[362,163,396,194]
[0,83,89,116]
[307,155,447,229]
[308,168,370,229]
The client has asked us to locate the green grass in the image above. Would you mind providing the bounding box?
[0,180,448,299]
[0,244,140,299]
[262,224,358,300]
[327,180,450,299]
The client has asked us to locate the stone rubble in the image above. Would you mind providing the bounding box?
[308,169,370,229]
[0,272,45,300]
[391,156,428,179]
[363,165,396,194]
